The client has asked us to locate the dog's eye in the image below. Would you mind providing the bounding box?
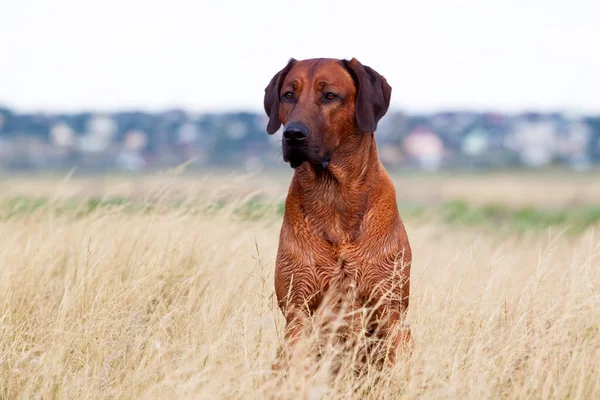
[282,92,294,101]
[323,92,339,101]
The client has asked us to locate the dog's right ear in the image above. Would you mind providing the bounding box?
[264,58,296,134]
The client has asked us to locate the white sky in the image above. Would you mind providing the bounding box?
[0,0,598,114]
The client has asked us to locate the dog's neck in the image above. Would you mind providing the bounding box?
[290,133,381,244]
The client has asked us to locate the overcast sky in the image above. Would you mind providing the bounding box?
[1,0,598,114]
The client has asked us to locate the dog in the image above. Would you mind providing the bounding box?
[264,58,412,368]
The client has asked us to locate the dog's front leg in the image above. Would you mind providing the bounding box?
[272,305,310,370]
[371,305,411,365]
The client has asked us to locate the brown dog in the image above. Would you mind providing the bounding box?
[264,58,411,366]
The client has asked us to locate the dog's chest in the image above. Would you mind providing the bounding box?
[320,245,365,290]
[304,193,366,245]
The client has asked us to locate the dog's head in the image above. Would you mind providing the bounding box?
[264,58,391,169]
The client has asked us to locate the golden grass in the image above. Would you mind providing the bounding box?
[391,172,600,208]
[3,169,600,209]
[0,173,599,399]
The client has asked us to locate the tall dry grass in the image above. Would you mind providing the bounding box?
[3,169,600,208]
[0,174,599,399]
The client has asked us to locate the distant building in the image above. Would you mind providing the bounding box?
[402,126,445,171]
[87,115,117,140]
[77,115,118,154]
[0,104,599,171]
[178,122,199,145]
[123,129,148,152]
[379,144,405,167]
[50,122,76,148]
[117,150,146,172]
[561,120,592,171]
[226,121,248,140]
[505,118,559,167]
[77,135,110,154]
[461,127,490,157]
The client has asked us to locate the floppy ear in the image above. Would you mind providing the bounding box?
[343,58,392,133]
[264,58,297,134]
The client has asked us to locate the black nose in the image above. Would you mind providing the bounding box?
[283,122,308,142]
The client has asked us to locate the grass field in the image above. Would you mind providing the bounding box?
[1,170,599,399]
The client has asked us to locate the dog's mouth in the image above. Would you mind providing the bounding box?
[283,150,307,169]
[283,147,331,170]
[287,155,305,169]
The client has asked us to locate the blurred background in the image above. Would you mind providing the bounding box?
[0,0,598,175]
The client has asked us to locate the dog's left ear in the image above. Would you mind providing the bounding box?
[264,58,297,134]
[343,58,392,134]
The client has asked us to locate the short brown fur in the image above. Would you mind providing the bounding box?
[264,58,412,367]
